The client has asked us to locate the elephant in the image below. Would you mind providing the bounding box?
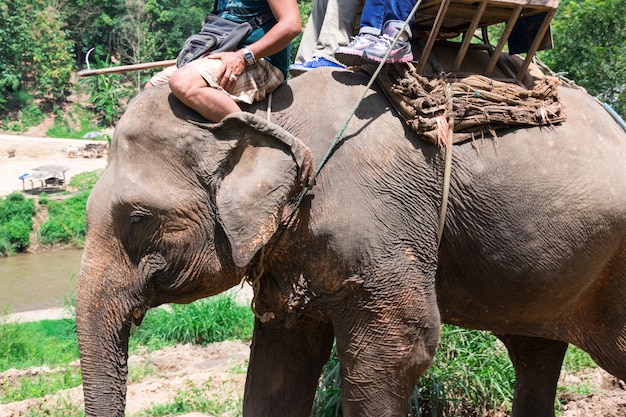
[76,66,626,417]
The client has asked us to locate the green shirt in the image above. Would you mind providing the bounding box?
[216,0,291,77]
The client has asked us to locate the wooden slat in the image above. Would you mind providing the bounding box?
[417,0,452,73]
[515,8,555,82]
[484,4,522,76]
[453,0,489,71]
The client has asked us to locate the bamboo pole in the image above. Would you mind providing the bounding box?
[78,59,177,77]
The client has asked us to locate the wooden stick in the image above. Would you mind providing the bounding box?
[78,59,177,77]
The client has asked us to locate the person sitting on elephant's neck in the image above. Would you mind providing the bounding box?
[146,0,301,123]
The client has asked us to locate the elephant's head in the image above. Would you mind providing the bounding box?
[76,85,314,416]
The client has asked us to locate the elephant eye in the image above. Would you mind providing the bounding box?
[129,210,150,225]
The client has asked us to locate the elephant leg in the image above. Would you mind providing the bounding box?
[243,315,334,417]
[496,334,568,417]
[334,287,441,417]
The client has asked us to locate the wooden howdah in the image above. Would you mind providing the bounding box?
[410,0,559,86]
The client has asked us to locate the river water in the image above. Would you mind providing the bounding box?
[0,249,82,313]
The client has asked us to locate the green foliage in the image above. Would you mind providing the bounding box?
[311,347,342,417]
[68,170,103,192]
[0,169,100,253]
[1,367,82,403]
[45,104,98,139]
[38,191,90,246]
[541,0,626,117]
[0,192,36,255]
[0,0,73,103]
[132,295,254,350]
[0,0,34,93]
[313,331,604,417]
[1,293,250,413]
[30,5,75,101]
[0,319,79,372]
[418,326,514,416]
[142,0,215,62]
[290,0,315,64]
[20,105,46,129]
[0,294,250,374]
[79,64,134,126]
[563,345,597,374]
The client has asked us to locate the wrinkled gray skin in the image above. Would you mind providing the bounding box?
[76,67,626,417]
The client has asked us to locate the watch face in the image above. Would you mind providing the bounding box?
[244,47,254,63]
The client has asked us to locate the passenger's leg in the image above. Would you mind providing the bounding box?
[169,64,240,123]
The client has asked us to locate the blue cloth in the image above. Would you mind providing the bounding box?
[216,0,291,77]
[359,0,415,36]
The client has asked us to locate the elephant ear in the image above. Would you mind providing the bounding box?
[211,112,315,268]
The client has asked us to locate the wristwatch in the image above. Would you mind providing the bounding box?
[242,46,255,66]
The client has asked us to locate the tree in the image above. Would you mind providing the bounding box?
[0,0,38,108]
[143,0,214,61]
[0,0,73,106]
[31,4,74,100]
[541,0,626,117]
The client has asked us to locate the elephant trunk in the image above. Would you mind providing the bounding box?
[76,254,137,417]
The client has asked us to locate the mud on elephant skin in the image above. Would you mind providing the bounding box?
[76,67,626,417]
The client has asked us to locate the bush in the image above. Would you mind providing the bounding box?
[46,104,100,139]
[0,192,35,254]
[38,191,90,246]
[540,0,626,117]
[20,104,45,129]
[79,61,134,127]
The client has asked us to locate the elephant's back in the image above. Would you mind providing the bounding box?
[437,84,626,333]
[449,85,626,208]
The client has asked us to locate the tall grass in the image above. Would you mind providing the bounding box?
[313,325,515,417]
[1,294,252,408]
[0,319,81,403]
[2,291,599,415]
[313,327,601,416]
[418,326,514,416]
[132,295,254,350]
[0,319,78,371]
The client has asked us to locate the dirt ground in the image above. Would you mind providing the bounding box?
[0,336,625,417]
[1,134,625,416]
[0,134,108,197]
[0,340,250,417]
